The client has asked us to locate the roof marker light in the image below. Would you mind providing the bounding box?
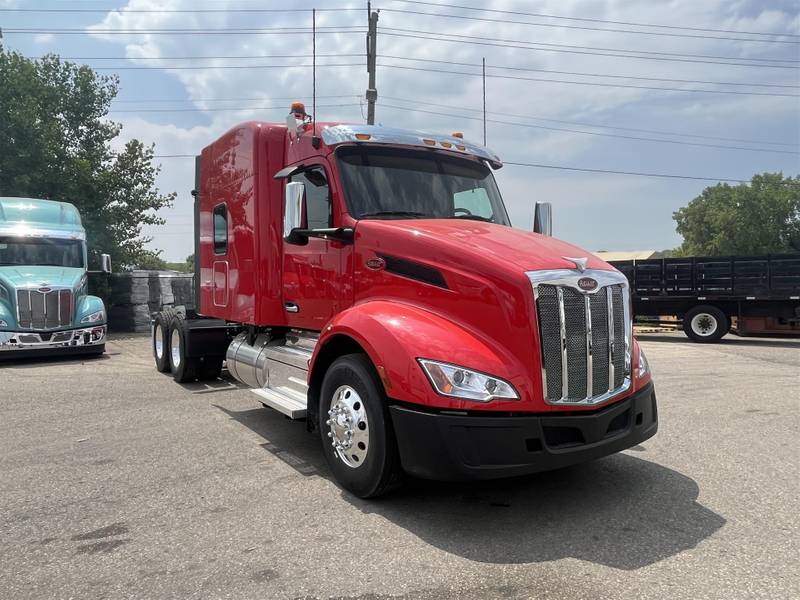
[422,138,436,146]
[451,132,464,139]
[440,141,452,148]
[455,144,466,151]
[355,133,371,141]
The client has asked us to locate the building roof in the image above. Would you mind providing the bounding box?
[595,250,658,261]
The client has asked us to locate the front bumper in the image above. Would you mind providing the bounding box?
[0,325,106,357]
[390,381,657,481]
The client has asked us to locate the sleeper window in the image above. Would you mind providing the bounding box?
[290,167,331,230]
[213,204,228,254]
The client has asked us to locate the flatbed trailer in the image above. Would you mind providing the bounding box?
[609,254,800,342]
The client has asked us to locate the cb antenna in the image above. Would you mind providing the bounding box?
[311,8,320,148]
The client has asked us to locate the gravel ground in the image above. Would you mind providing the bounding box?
[1,332,798,600]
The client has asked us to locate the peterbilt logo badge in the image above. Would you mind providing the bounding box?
[365,257,386,270]
[577,277,598,291]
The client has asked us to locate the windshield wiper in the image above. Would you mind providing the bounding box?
[451,214,494,222]
[359,210,428,219]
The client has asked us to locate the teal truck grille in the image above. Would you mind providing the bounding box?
[16,288,73,330]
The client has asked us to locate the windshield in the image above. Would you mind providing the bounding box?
[0,237,84,268]
[336,146,511,225]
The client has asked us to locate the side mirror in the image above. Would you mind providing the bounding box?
[533,202,552,236]
[283,181,308,244]
[101,253,112,274]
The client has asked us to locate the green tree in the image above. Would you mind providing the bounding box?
[133,250,168,270]
[673,173,800,256]
[0,46,174,267]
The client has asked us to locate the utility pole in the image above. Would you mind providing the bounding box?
[366,2,379,125]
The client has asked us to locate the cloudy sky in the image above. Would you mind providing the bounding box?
[2,0,798,260]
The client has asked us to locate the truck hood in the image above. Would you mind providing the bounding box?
[357,219,611,274]
[0,266,85,291]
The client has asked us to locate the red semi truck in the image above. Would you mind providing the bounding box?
[151,104,657,497]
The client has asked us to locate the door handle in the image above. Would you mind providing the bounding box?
[284,302,300,313]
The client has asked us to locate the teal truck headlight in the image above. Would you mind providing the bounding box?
[80,310,106,324]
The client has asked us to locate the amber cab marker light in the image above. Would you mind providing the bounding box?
[290,101,306,118]
[422,138,436,146]
[440,141,452,148]
[451,132,464,139]
[355,133,371,141]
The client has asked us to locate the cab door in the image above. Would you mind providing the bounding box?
[282,163,348,330]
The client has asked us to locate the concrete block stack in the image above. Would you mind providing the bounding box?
[107,271,196,332]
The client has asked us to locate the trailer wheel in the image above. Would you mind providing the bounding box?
[319,354,403,498]
[152,313,170,372]
[684,305,729,343]
[168,314,199,383]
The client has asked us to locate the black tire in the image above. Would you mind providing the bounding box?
[168,314,199,383]
[683,305,729,343]
[319,354,403,498]
[152,312,170,372]
[197,356,223,381]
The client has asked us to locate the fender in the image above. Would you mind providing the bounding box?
[310,299,535,411]
[75,295,106,325]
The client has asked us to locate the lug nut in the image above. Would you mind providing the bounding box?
[327,432,333,438]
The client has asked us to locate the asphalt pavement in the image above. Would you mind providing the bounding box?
[1,332,798,599]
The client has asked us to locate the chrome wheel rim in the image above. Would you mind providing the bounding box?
[154,324,164,360]
[691,313,718,337]
[326,385,369,468]
[170,328,181,368]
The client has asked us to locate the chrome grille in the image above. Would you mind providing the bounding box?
[529,269,632,405]
[16,288,74,330]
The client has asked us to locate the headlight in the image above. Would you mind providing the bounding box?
[418,359,519,402]
[638,346,650,378]
[80,310,106,324]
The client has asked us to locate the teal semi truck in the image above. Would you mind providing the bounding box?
[0,197,110,358]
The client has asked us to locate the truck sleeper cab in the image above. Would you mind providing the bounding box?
[0,198,108,359]
[152,111,657,498]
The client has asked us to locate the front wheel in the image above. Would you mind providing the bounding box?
[319,354,402,498]
[683,305,729,343]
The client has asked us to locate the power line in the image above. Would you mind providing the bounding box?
[0,7,360,13]
[150,152,759,183]
[378,62,800,97]
[33,53,365,61]
[380,7,800,44]
[92,62,362,72]
[385,0,799,39]
[504,162,754,183]
[113,94,361,104]
[379,54,799,89]
[33,50,795,89]
[379,102,799,154]
[4,26,366,36]
[380,28,800,69]
[110,102,362,114]
[380,95,799,148]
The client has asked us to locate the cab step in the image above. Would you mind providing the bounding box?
[252,387,307,419]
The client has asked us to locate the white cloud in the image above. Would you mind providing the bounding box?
[77,0,799,259]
